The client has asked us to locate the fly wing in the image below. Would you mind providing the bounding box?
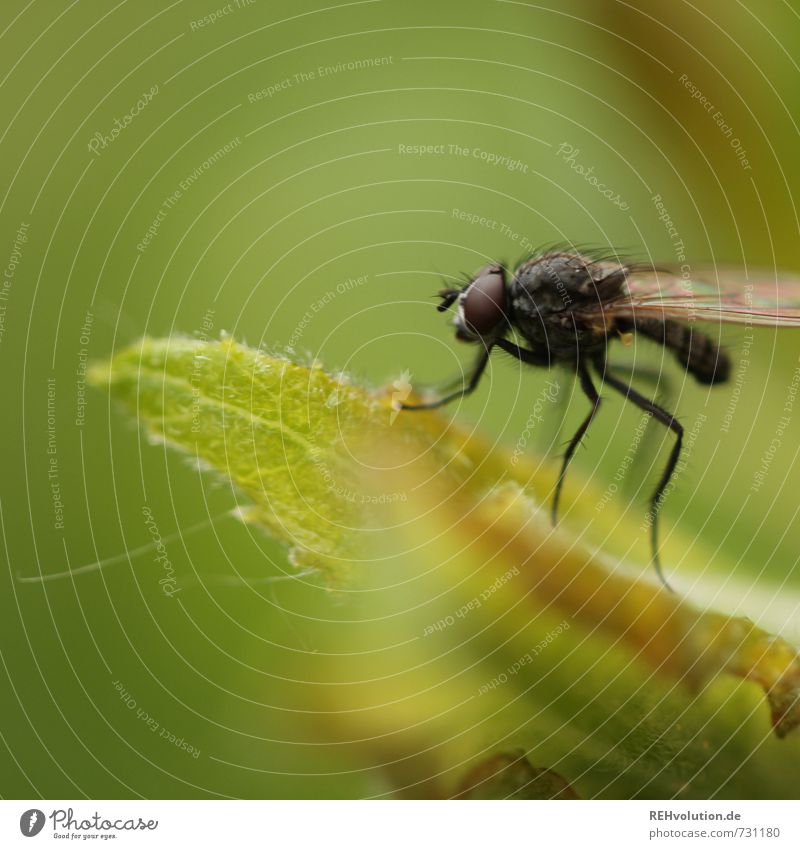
[600,265,800,327]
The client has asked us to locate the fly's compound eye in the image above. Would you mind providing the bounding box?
[462,266,507,336]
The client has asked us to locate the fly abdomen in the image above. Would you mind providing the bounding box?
[617,317,730,385]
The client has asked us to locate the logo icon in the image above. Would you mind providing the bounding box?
[19,809,45,837]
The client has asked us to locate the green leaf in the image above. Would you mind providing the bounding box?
[90,336,800,799]
[89,335,383,581]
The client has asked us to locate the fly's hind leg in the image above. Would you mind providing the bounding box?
[606,361,674,499]
[607,361,671,394]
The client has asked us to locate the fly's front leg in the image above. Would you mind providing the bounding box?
[399,347,492,411]
[494,337,551,367]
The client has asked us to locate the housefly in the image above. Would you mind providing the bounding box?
[400,249,800,588]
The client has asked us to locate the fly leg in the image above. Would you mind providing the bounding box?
[400,347,491,410]
[494,337,551,366]
[551,363,601,527]
[494,342,599,529]
[495,338,565,455]
[607,362,674,499]
[597,361,683,591]
[607,361,671,394]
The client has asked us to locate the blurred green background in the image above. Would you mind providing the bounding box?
[2,0,800,798]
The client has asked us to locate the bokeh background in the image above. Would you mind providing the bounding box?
[2,0,800,799]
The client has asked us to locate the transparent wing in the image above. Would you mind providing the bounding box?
[601,265,800,327]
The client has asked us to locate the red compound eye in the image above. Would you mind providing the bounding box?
[462,266,507,335]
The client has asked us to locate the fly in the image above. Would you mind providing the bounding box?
[400,249,800,589]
